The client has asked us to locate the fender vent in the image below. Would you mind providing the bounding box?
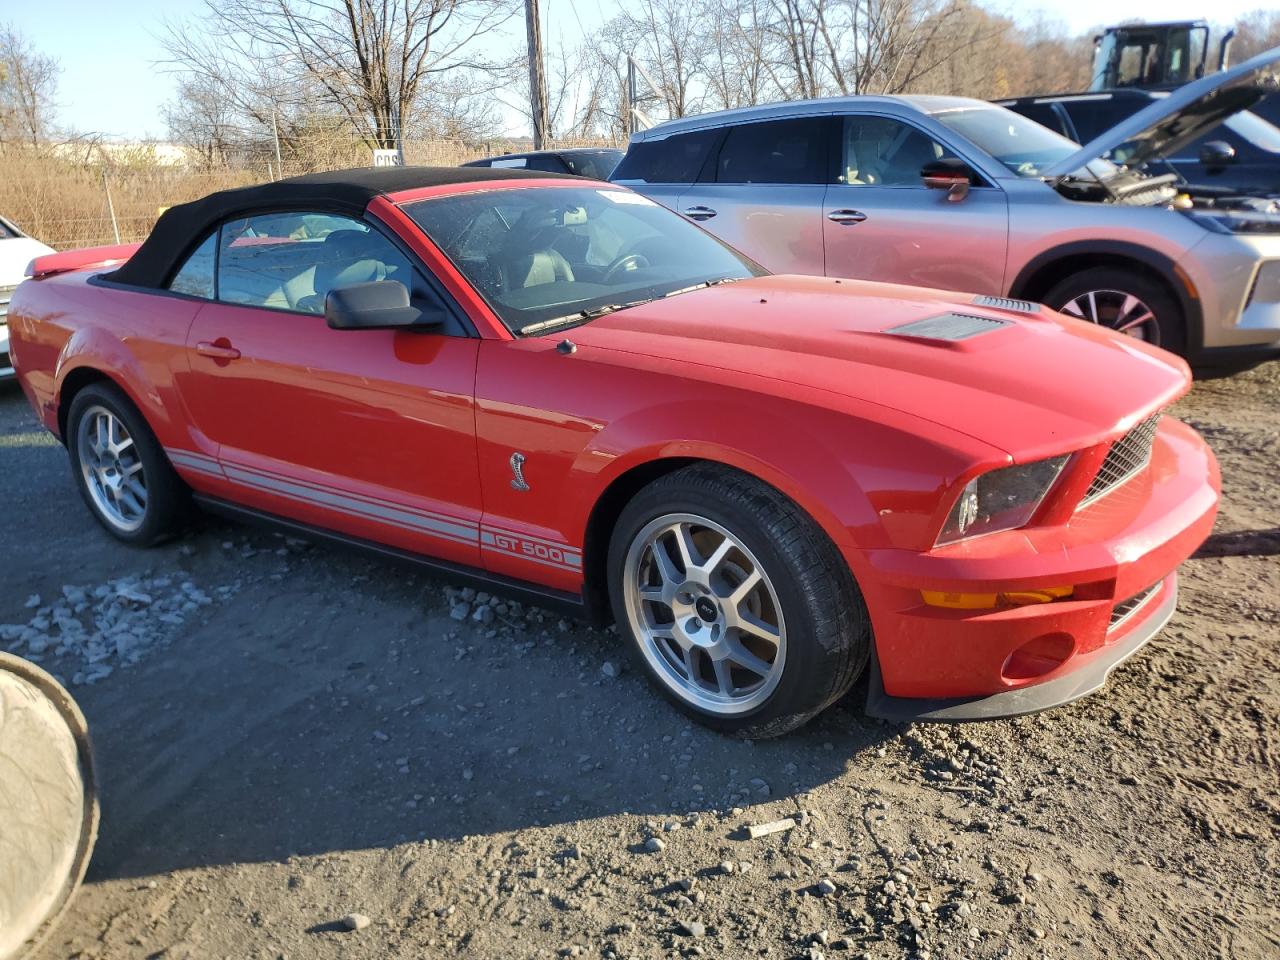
[972,294,1039,313]
[886,312,1009,342]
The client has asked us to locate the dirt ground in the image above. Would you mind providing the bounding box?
[2,361,1276,960]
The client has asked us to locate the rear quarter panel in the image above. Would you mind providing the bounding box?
[10,273,201,445]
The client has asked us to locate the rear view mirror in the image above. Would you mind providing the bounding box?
[1198,140,1235,169]
[325,280,445,331]
[921,159,974,202]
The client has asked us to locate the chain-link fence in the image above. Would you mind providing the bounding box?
[1,137,620,251]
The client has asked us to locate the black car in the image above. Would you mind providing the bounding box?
[462,147,624,180]
[996,89,1280,195]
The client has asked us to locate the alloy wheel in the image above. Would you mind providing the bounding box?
[1059,288,1160,344]
[622,513,786,715]
[76,405,147,534]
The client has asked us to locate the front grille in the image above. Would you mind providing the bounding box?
[972,294,1039,313]
[1109,582,1160,631]
[1079,413,1162,508]
[0,283,15,323]
[886,313,1009,341]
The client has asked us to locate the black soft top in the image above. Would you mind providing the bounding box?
[107,165,574,289]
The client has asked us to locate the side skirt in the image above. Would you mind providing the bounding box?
[192,493,596,623]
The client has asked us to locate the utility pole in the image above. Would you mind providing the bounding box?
[525,0,550,149]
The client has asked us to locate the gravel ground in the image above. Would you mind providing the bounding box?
[2,363,1277,960]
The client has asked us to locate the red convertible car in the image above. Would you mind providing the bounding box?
[9,167,1219,736]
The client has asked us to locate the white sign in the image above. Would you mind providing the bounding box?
[372,149,403,167]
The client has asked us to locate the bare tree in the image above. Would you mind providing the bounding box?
[1229,9,1280,62]
[163,0,518,149]
[0,25,60,148]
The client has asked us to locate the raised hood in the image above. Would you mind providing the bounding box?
[1044,45,1280,178]
[568,276,1189,461]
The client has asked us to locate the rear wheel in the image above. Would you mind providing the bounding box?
[608,464,870,738]
[1043,267,1186,356]
[66,382,188,546]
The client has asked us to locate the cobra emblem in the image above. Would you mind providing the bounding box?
[509,452,530,492]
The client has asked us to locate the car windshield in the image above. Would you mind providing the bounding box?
[403,186,764,334]
[930,105,1083,177]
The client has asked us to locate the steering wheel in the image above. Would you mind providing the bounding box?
[602,252,650,284]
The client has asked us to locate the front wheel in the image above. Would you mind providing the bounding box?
[608,464,870,738]
[1043,267,1186,356]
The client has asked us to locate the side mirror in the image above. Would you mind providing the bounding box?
[324,280,445,331]
[1198,140,1235,169]
[921,159,974,202]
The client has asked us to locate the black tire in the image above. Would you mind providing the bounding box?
[65,381,189,546]
[1043,266,1186,357]
[607,463,871,738]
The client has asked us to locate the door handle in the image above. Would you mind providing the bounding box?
[682,205,717,221]
[196,339,241,361]
[827,209,867,225]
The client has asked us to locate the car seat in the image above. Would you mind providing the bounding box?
[497,210,575,290]
[295,230,391,314]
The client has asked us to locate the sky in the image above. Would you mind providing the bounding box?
[6,0,1271,140]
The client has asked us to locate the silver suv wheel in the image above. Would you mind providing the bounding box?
[1059,289,1160,344]
[621,512,786,715]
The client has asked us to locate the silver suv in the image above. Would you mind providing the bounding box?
[611,48,1280,370]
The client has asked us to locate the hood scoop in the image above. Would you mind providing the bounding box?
[972,294,1038,313]
[886,312,1010,342]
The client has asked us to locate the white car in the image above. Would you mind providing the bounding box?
[1,216,55,379]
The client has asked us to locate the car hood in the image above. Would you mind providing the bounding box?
[568,276,1189,460]
[1043,45,1280,178]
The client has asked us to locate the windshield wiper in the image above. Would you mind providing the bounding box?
[518,298,656,336]
[517,278,743,336]
[662,276,742,299]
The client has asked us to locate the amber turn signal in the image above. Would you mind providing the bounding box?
[922,586,1073,610]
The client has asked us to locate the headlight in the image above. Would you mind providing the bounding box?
[936,455,1069,546]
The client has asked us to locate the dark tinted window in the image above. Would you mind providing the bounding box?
[561,150,624,179]
[715,117,830,184]
[1062,100,1142,144]
[522,154,567,173]
[168,232,216,299]
[610,129,721,184]
[216,212,414,315]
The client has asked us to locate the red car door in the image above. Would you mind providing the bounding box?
[173,211,482,568]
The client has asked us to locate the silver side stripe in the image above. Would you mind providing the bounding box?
[168,449,224,477]
[221,464,479,547]
[480,529,583,570]
[223,458,478,531]
[164,447,582,574]
[481,525,583,568]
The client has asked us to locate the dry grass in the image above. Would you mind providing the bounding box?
[1,138,615,250]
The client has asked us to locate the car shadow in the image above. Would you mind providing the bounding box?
[66,517,898,884]
[1192,527,1280,558]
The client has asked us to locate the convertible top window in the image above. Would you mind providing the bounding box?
[403,186,764,334]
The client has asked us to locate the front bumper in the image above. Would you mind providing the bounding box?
[865,573,1177,721]
[852,416,1218,719]
[1182,233,1280,354]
